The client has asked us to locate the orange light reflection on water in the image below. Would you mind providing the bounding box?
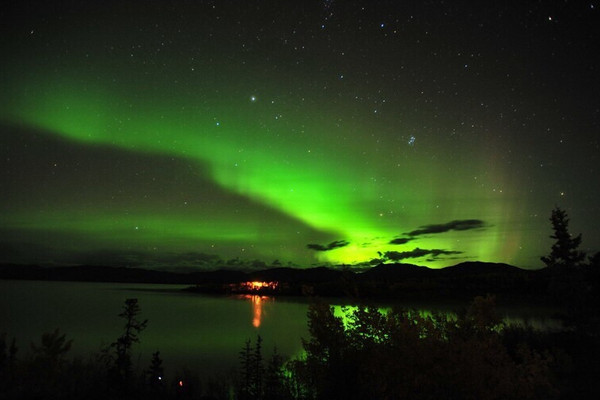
[240,294,272,328]
[252,295,262,327]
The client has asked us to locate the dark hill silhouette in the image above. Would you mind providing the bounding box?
[0,264,192,284]
[440,261,526,276]
[187,269,247,284]
[0,262,530,284]
[356,261,527,283]
[359,263,432,281]
[1,261,549,301]
[248,266,343,283]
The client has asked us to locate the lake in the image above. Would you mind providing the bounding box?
[0,280,561,379]
[0,280,309,378]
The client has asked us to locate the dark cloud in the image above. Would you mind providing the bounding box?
[406,219,487,237]
[383,248,463,261]
[71,250,226,268]
[307,240,350,252]
[426,255,469,263]
[389,237,413,245]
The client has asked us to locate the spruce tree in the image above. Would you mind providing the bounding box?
[239,339,253,400]
[146,351,164,387]
[239,336,266,400]
[253,335,264,398]
[111,298,148,384]
[541,207,585,269]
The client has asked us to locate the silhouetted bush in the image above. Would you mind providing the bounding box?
[237,336,293,400]
[287,295,558,400]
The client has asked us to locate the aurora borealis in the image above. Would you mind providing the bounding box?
[1,1,598,269]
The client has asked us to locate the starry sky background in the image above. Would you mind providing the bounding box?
[1,0,598,270]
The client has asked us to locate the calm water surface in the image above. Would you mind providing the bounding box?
[0,280,561,377]
[0,280,308,376]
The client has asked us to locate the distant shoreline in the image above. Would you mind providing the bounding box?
[0,262,559,306]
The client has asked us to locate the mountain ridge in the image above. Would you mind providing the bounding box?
[0,261,530,284]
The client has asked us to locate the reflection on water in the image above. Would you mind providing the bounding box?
[239,295,274,328]
[332,304,563,331]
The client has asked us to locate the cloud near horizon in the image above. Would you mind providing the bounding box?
[307,240,350,252]
[388,237,413,245]
[383,248,463,261]
[406,219,487,237]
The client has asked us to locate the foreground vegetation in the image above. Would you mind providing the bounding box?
[1,293,599,400]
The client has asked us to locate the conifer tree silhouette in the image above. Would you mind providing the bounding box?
[541,207,585,269]
[111,298,147,385]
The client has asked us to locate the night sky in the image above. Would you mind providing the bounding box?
[1,1,598,270]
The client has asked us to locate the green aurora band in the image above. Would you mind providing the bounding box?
[1,69,527,268]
